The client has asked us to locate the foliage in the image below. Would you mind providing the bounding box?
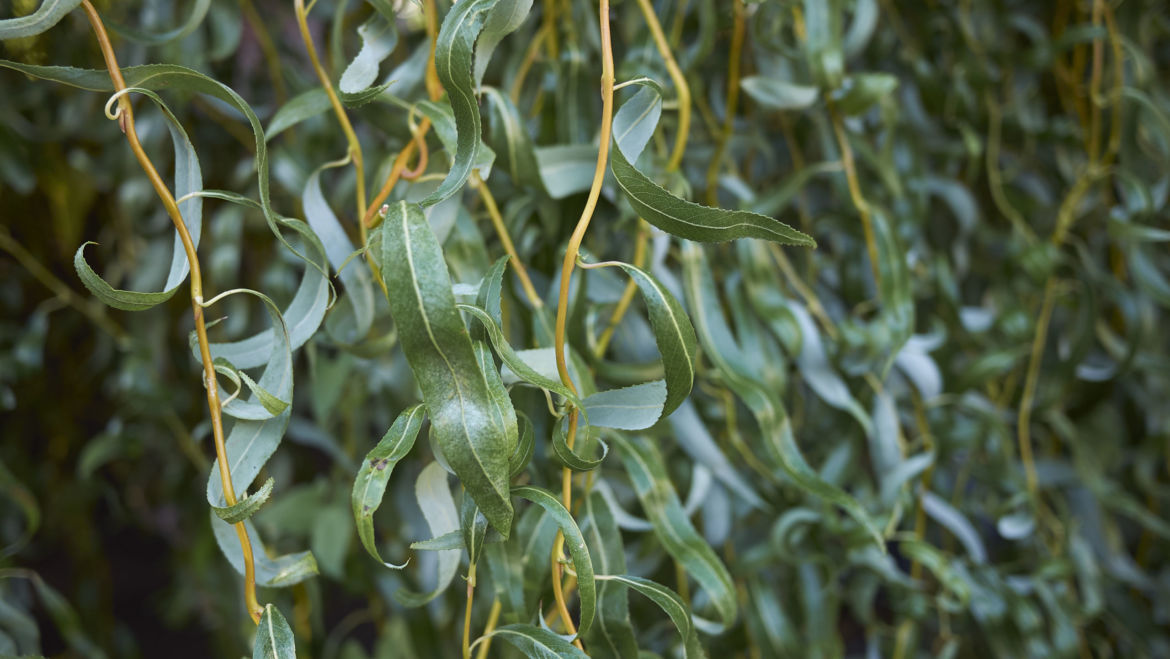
[1,0,1169,657]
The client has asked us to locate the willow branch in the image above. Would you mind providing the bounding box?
[78,0,262,624]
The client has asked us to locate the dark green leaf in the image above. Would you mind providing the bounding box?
[352,404,425,568]
[611,144,814,245]
[253,604,296,659]
[377,201,514,535]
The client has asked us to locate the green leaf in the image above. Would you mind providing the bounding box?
[611,435,737,632]
[213,359,289,420]
[830,73,898,115]
[378,201,514,536]
[667,401,765,509]
[582,381,666,430]
[212,477,274,524]
[107,0,212,45]
[610,143,815,245]
[460,494,490,566]
[420,0,502,206]
[0,0,81,40]
[512,486,596,637]
[510,410,535,478]
[680,242,884,549]
[481,624,589,658]
[597,575,706,658]
[803,0,844,88]
[580,492,638,659]
[253,604,296,659]
[551,416,608,471]
[339,10,397,94]
[612,79,663,161]
[205,289,294,509]
[596,261,698,422]
[410,530,464,551]
[536,144,598,199]
[740,76,820,111]
[395,462,461,606]
[0,569,106,658]
[484,87,541,187]
[201,213,329,369]
[458,303,585,410]
[473,340,519,462]
[72,88,202,311]
[352,404,426,568]
[304,160,375,344]
[473,0,533,87]
[266,89,331,141]
[0,61,324,285]
[210,513,318,588]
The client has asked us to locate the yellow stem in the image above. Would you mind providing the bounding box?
[474,599,502,659]
[984,91,1037,241]
[634,0,691,172]
[79,0,261,624]
[1086,0,1105,165]
[547,2,613,649]
[828,104,882,288]
[462,563,477,659]
[424,0,443,102]
[705,0,744,205]
[542,0,559,60]
[1017,278,1057,500]
[293,0,366,238]
[472,171,543,308]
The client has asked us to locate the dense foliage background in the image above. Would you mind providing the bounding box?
[2,0,1169,657]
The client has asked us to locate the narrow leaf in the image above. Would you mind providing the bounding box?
[395,462,461,606]
[212,477,275,524]
[421,0,502,206]
[253,604,296,659]
[352,404,426,568]
[483,624,589,658]
[611,143,815,245]
[378,201,514,535]
[512,486,596,637]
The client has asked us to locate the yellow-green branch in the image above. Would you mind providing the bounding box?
[79,0,262,624]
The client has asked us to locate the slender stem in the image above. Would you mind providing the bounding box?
[472,171,543,308]
[634,0,691,172]
[984,91,1037,241]
[828,104,882,288]
[705,0,744,205]
[462,563,477,659]
[78,0,262,624]
[547,2,614,643]
[294,0,366,234]
[364,0,442,232]
[1085,0,1105,165]
[1017,278,1057,500]
[542,0,559,60]
[553,0,615,400]
[363,119,432,229]
[424,0,443,102]
[474,598,502,659]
